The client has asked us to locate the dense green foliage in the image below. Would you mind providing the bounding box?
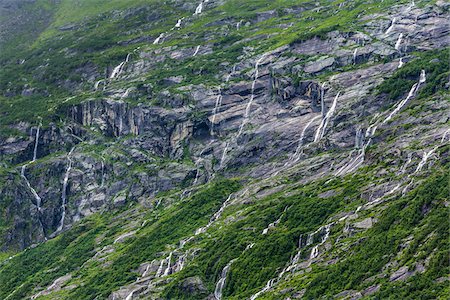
[378,49,450,100]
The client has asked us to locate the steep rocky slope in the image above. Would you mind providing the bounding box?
[0,0,449,299]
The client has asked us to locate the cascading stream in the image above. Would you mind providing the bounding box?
[384,17,396,35]
[250,223,333,300]
[153,33,164,45]
[210,87,223,136]
[20,124,47,239]
[314,91,340,142]
[291,115,322,162]
[214,259,236,300]
[336,70,425,176]
[394,33,403,53]
[56,147,75,233]
[32,124,41,162]
[193,45,201,56]
[237,55,265,138]
[110,53,131,79]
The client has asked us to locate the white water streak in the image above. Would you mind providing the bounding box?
[395,33,403,52]
[385,17,397,35]
[56,148,75,233]
[237,56,265,137]
[314,92,340,142]
[193,45,201,56]
[214,260,235,300]
[153,33,164,45]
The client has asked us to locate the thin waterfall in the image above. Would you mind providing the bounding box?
[163,252,173,277]
[56,147,75,233]
[193,45,201,56]
[382,70,425,125]
[219,142,229,168]
[173,18,183,30]
[336,70,426,176]
[414,147,438,173]
[100,158,106,188]
[210,87,223,136]
[196,194,233,235]
[94,79,105,91]
[309,224,331,260]
[320,82,326,118]
[214,259,235,300]
[398,57,404,69]
[314,91,340,142]
[237,55,265,137]
[125,290,134,300]
[236,20,244,30]
[384,17,396,35]
[153,33,164,45]
[21,165,42,208]
[394,33,403,52]
[32,124,41,162]
[155,258,165,277]
[110,53,131,79]
[353,48,358,65]
[225,65,237,83]
[262,207,287,234]
[292,115,322,161]
[251,223,333,300]
[194,2,203,15]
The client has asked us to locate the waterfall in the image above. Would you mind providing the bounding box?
[196,194,232,235]
[441,129,450,143]
[110,53,131,79]
[163,252,173,277]
[314,91,340,142]
[353,48,358,65]
[309,225,331,260]
[382,70,425,125]
[384,17,396,35]
[251,223,333,300]
[237,55,265,138]
[125,291,134,300]
[236,20,244,30]
[394,33,403,52]
[210,87,223,136]
[193,45,201,56]
[32,124,41,162]
[398,58,404,69]
[225,65,237,83]
[214,259,235,300]
[153,33,164,45]
[194,2,203,15]
[56,148,75,233]
[21,165,42,208]
[320,82,326,118]
[219,142,229,168]
[337,70,425,176]
[250,279,276,300]
[414,147,438,173]
[100,158,106,188]
[292,115,321,161]
[174,253,187,272]
[173,18,183,30]
[94,79,105,91]
[155,258,165,277]
[262,214,283,235]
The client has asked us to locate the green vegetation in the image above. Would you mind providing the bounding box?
[378,49,450,100]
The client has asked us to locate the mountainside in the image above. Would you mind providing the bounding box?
[0,0,449,299]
